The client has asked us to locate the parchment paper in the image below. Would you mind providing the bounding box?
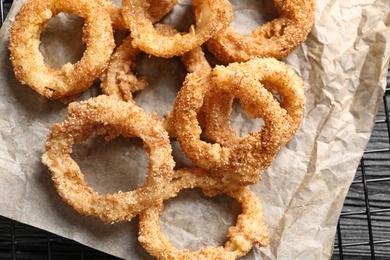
[1,0,390,259]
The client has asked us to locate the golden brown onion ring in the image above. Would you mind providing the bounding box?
[41,95,175,223]
[8,0,115,101]
[148,0,179,22]
[173,57,305,186]
[209,57,306,138]
[202,90,237,146]
[100,23,181,103]
[95,0,179,30]
[138,167,269,260]
[100,24,189,139]
[157,46,214,138]
[121,0,233,58]
[205,0,316,63]
[181,46,212,76]
[94,0,125,30]
[100,35,148,102]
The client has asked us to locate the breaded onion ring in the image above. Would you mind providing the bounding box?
[101,24,181,103]
[205,0,316,63]
[95,0,125,30]
[8,0,115,100]
[96,0,179,30]
[100,24,186,138]
[173,57,305,186]
[209,57,306,139]
[181,46,212,76]
[121,0,233,58]
[157,46,213,138]
[148,0,179,23]
[138,168,269,260]
[41,95,175,223]
[100,35,148,102]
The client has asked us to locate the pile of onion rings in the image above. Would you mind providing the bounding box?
[8,0,315,259]
[173,56,306,186]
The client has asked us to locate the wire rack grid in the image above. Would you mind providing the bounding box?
[1,0,390,259]
[331,73,390,259]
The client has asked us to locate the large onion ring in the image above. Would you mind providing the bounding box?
[205,0,316,63]
[121,0,233,58]
[138,168,269,260]
[8,0,115,100]
[173,57,305,186]
[41,95,175,222]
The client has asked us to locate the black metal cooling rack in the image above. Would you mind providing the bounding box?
[1,1,390,259]
[332,73,390,259]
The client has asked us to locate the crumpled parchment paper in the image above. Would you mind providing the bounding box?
[1,0,390,259]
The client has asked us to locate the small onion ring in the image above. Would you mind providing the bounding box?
[121,0,233,58]
[138,167,269,260]
[205,0,316,63]
[173,57,305,186]
[8,0,115,100]
[41,95,175,223]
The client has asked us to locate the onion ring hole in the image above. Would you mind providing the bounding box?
[72,134,149,195]
[159,188,241,251]
[228,99,264,138]
[158,2,196,33]
[133,53,187,116]
[229,0,279,36]
[39,13,86,69]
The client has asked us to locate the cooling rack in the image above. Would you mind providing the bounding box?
[1,0,390,259]
[332,74,390,259]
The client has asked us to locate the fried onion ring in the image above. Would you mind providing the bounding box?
[8,0,115,100]
[138,167,269,260]
[96,0,179,30]
[181,46,212,76]
[121,0,233,58]
[209,57,306,138]
[173,57,305,186]
[100,24,181,103]
[95,0,125,30]
[100,24,185,138]
[157,46,213,138]
[100,35,148,102]
[41,95,175,222]
[205,0,316,63]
